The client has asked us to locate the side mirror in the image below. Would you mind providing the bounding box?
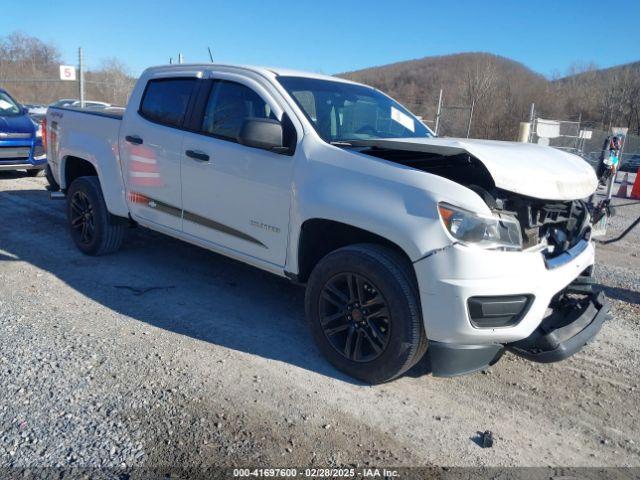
[238,118,288,153]
[23,106,29,115]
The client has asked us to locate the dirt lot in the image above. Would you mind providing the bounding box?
[0,171,639,472]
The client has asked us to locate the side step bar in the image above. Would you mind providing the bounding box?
[49,191,66,200]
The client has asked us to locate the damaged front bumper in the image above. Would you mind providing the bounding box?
[427,279,610,376]
[506,282,609,363]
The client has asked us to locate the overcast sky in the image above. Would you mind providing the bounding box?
[4,0,639,76]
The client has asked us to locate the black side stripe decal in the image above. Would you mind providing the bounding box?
[148,199,182,218]
[137,193,267,249]
[183,211,267,248]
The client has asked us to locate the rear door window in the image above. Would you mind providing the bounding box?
[139,78,197,128]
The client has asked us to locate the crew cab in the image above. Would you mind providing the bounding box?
[45,64,608,383]
[0,88,46,175]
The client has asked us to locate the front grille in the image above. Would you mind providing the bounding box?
[499,196,590,255]
[0,146,31,160]
[521,200,589,253]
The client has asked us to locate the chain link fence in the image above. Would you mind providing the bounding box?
[435,105,473,138]
[530,118,581,152]
[529,117,640,172]
[0,76,133,108]
[403,90,474,138]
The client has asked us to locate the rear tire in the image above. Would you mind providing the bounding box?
[305,243,427,384]
[44,165,59,190]
[67,176,125,255]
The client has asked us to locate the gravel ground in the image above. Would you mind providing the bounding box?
[0,171,638,474]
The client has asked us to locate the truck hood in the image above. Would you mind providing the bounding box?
[0,113,36,135]
[352,137,598,201]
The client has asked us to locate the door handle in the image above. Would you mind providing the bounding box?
[125,135,143,145]
[185,149,210,162]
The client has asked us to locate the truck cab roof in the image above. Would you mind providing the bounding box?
[141,63,363,86]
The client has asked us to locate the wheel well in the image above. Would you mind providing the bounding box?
[64,156,97,190]
[296,219,412,283]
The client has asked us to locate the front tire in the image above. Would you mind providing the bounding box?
[305,244,427,384]
[67,176,125,255]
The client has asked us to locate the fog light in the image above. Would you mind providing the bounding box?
[468,295,533,328]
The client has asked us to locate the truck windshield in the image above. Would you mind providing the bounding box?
[0,92,22,117]
[277,76,432,143]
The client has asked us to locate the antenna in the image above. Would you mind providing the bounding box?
[208,47,214,62]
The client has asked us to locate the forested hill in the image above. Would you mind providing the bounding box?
[340,52,640,139]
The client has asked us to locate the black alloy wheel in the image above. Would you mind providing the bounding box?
[70,190,96,246]
[319,272,391,362]
[66,176,125,255]
[305,244,427,384]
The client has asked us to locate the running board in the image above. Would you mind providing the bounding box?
[49,191,66,200]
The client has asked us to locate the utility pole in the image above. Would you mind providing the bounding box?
[466,98,475,138]
[528,103,535,143]
[434,89,443,136]
[78,47,85,107]
[576,112,582,153]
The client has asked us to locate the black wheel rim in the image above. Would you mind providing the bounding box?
[318,273,391,363]
[70,191,95,245]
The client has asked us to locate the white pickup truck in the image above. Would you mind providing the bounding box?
[45,64,608,383]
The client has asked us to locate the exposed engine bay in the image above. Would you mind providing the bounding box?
[360,147,593,259]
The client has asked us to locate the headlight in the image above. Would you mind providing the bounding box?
[438,202,522,251]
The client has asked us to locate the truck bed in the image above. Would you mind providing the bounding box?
[50,105,125,120]
[47,105,129,218]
